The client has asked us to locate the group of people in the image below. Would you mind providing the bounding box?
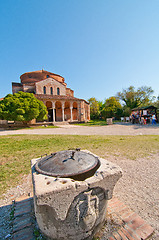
[130,113,157,125]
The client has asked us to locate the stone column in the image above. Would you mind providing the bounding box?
[62,102,65,122]
[52,102,55,122]
[70,102,73,122]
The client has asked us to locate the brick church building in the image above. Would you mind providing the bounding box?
[12,70,90,123]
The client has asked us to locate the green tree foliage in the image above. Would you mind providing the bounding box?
[88,97,100,119]
[0,91,48,122]
[101,97,122,119]
[117,86,154,109]
[154,96,159,109]
[97,100,103,111]
[122,106,131,117]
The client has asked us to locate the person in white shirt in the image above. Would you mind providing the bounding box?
[152,114,156,125]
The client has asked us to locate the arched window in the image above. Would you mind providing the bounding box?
[57,87,60,95]
[43,86,46,94]
[47,75,49,78]
[50,87,53,95]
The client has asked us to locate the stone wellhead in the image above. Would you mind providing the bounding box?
[31,150,122,240]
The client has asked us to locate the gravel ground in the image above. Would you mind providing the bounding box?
[0,122,159,136]
[108,153,159,240]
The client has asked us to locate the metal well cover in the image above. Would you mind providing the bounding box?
[35,150,100,180]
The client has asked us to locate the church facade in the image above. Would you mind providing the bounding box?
[12,70,90,123]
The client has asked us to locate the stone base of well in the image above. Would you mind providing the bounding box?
[31,150,122,240]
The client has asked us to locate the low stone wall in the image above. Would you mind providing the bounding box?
[0,120,8,125]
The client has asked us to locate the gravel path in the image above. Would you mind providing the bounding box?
[0,122,159,136]
[109,153,159,240]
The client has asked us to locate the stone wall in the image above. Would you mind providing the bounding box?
[36,78,66,95]
[12,85,23,94]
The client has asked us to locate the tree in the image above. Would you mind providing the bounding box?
[122,106,131,117]
[154,96,159,109]
[88,97,100,119]
[0,91,48,123]
[101,97,122,119]
[117,86,154,109]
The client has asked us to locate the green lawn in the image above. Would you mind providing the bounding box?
[6,125,59,130]
[74,119,121,126]
[74,120,108,126]
[0,135,159,196]
[29,125,59,129]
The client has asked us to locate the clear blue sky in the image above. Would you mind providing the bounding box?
[0,0,159,101]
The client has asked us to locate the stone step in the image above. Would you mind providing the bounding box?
[53,121,69,126]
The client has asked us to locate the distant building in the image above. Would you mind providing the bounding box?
[12,70,90,123]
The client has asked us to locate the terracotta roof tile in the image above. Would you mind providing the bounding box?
[34,94,89,104]
[20,70,64,79]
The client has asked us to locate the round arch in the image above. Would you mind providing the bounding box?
[46,101,52,109]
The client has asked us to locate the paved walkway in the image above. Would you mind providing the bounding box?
[0,123,159,136]
[12,196,154,240]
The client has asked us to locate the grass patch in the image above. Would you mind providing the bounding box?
[74,119,120,126]
[74,120,108,126]
[6,125,59,130]
[28,125,59,129]
[0,135,159,196]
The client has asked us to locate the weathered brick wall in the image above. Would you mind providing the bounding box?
[23,85,35,93]
[73,108,78,120]
[64,108,71,121]
[56,108,62,121]
[84,102,90,121]
[66,88,74,97]
[12,86,23,94]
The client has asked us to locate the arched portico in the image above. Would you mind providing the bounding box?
[41,99,88,123]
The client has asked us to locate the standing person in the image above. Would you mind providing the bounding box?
[141,117,145,125]
[152,114,156,125]
[132,114,135,124]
